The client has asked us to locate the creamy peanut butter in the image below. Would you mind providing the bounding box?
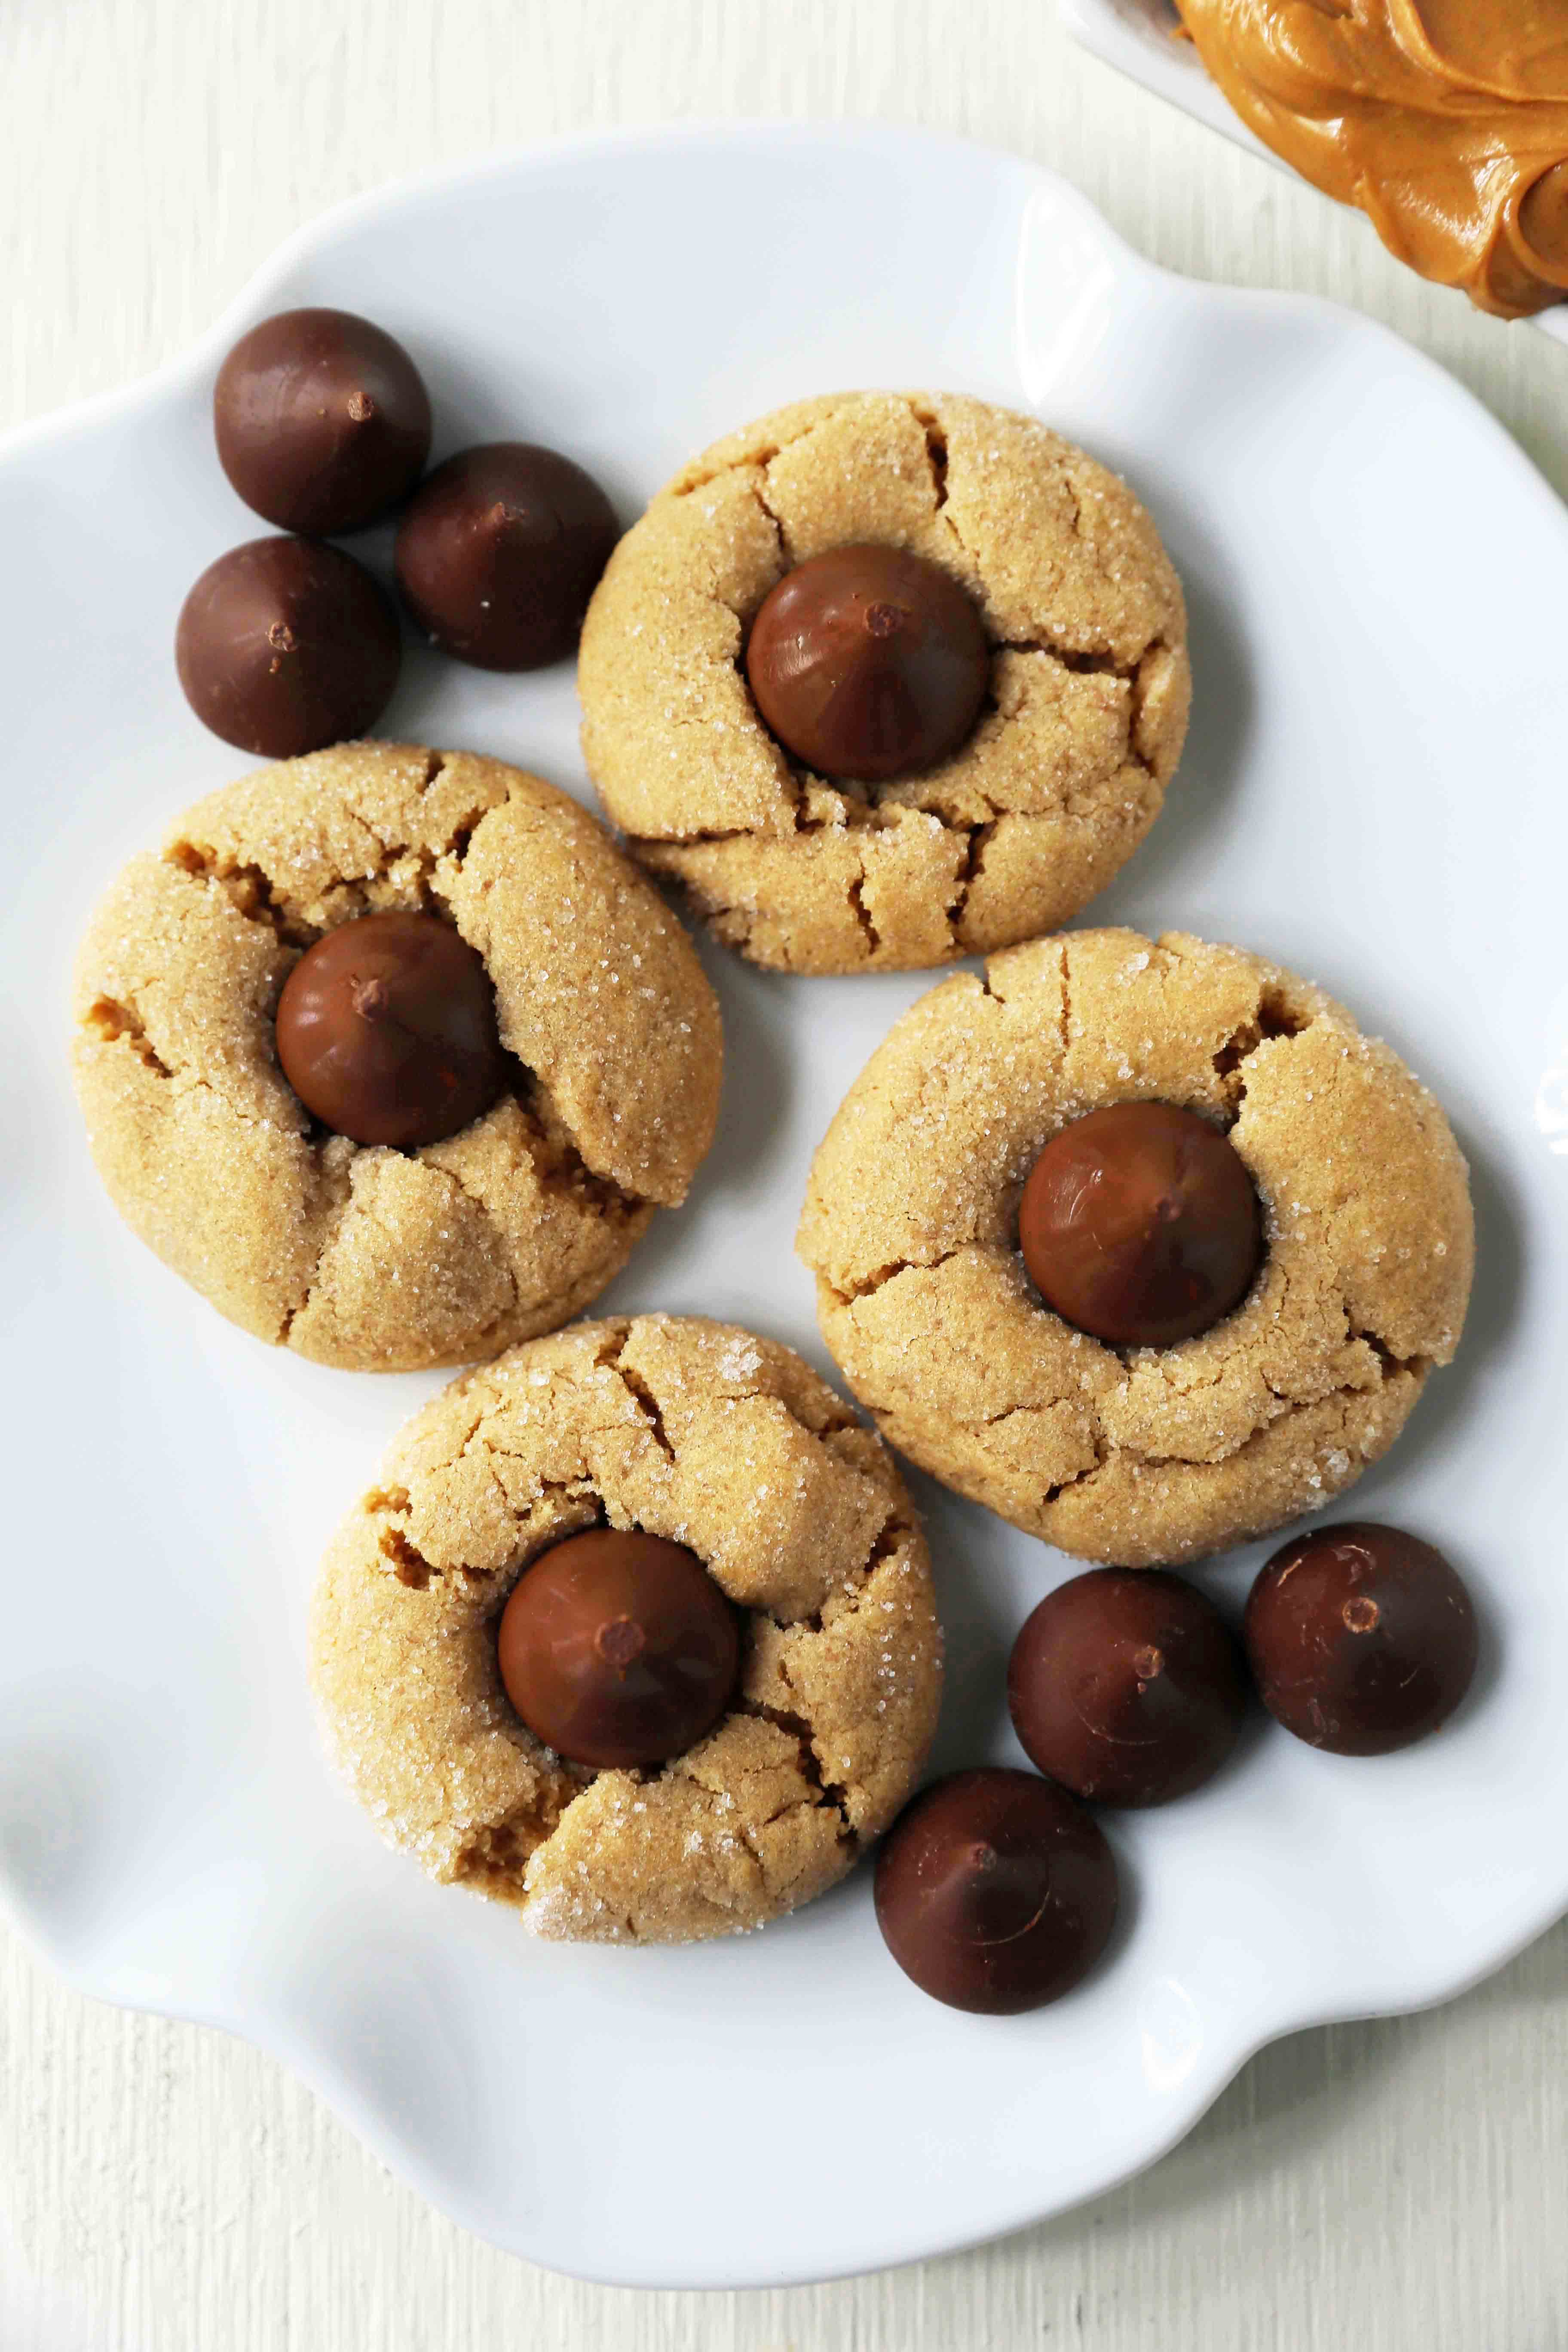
[1176,0,1568,316]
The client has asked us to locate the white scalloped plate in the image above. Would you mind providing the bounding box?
[2,121,1566,2288]
[1060,0,1568,346]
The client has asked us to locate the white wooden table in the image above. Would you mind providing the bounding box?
[4,4,1566,2344]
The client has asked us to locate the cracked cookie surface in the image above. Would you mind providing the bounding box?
[799,929,1473,1564]
[579,391,1191,974]
[310,1316,944,1943]
[72,744,722,1371]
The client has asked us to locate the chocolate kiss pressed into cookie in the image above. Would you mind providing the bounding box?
[275,909,506,1148]
[1019,1101,1262,1349]
[496,1527,741,1770]
[745,543,989,784]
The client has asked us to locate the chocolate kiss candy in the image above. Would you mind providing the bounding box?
[1008,1568,1247,1807]
[214,306,432,536]
[744,543,989,783]
[1019,1101,1262,1349]
[496,1528,741,1770]
[394,442,618,670]
[1245,1523,1478,1757]
[873,1767,1118,2014]
[274,910,505,1148]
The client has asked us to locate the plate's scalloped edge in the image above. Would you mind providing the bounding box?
[6,115,1568,2289]
[0,117,1041,466]
[9,1884,1562,2289]
[1056,0,1568,346]
[5,114,1561,492]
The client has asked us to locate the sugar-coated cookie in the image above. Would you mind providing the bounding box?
[73,745,721,1371]
[580,392,1190,974]
[799,929,1473,1564]
[310,1317,944,1943]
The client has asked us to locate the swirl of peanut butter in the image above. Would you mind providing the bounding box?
[1176,0,1568,316]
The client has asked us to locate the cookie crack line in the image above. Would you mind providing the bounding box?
[734,1700,854,1835]
[671,432,792,501]
[342,792,494,913]
[1348,1327,1431,1381]
[381,1468,607,1598]
[846,870,881,955]
[83,991,315,1145]
[982,1334,1426,1496]
[824,1250,955,1305]
[1212,987,1315,1109]
[750,469,796,570]
[1041,1433,1112,1508]
[282,1088,652,1354]
[946,820,994,935]
[754,1502,913,1638]
[379,1524,440,1589]
[1063,462,1085,552]
[993,636,1150,682]
[83,996,170,1078]
[908,401,950,516]
[80,871,328,1137]
[612,1358,676,1464]
[513,1084,653,1221]
[1032,1356,1429,1505]
[275,1176,354,1348]
[162,769,492,945]
[161,839,314,944]
[425,1158,522,1322]
[823,1231,1431,1467]
[638,789,1115,966]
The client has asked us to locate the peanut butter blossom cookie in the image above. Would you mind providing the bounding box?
[310,1316,944,1943]
[73,745,721,1371]
[799,928,1473,1566]
[579,392,1191,974]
